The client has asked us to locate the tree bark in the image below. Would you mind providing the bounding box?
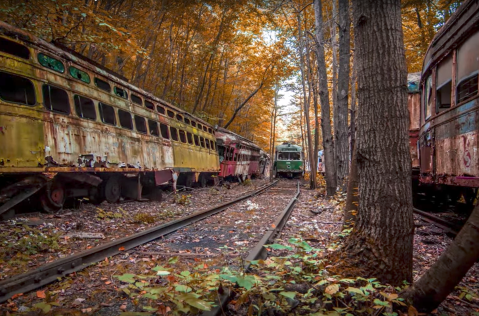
[332,0,413,285]
[313,0,337,196]
[402,203,479,312]
[335,0,351,190]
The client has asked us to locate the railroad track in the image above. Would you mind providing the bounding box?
[0,179,301,306]
[413,207,461,236]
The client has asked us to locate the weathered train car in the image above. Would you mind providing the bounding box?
[215,127,262,181]
[0,21,219,215]
[418,0,479,204]
[274,143,303,178]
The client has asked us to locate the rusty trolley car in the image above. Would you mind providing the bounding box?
[418,0,479,205]
[0,21,219,216]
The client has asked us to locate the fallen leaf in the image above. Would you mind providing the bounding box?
[119,246,125,251]
[105,281,111,285]
[36,290,46,299]
[120,303,127,311]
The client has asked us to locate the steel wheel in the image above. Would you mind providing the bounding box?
[104,176,121,203]
[40,180,65,213]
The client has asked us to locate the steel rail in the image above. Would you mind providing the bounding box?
[413,207,460,236]
[0,180,279,303]
[203,181,301,316]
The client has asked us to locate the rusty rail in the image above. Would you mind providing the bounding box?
[0,180,279,303]
[413,207,461,236]
[203,181,301,316]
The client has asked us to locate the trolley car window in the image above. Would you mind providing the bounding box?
[145,100,154,110]
[457,74,478,104]
[74,95,96,120]
[200,137,206,148]
[131,94,142,105]
[170,127,179,141]
[179,130,187,143]
[208,128,213,134]
[148,120,159,136]
[134,115,147,134]
[43,85,70,114]
[69,66,90,83]
[198,123,203,131]
[212,141,216,149]
[0,72,35,105]
[167,110,175,118]
[290,152,301,160]
[203,126,207,132]
[457,30,479,82]
[160,123,170,139]
[0,38,30,59]
[114,87,128,99]
[157,105,165,114]
[38,53,64,73]
[424,75,433,120]
[191,121,197,127]
[187,132,193,144]
[436,56,452,112]
[184,118,190,124]
[94,78,111,92]
[118,109,133,130]
[99,103,116,125]
[176,114,183,122]
[194,135,200,146]
[205,139,210,149]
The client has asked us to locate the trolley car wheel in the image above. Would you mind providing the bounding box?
[40,180,65,213]
[104,176,121,203]
[200,175,207,188]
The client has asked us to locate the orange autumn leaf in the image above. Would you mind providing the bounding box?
[36,290,46,299]
[271,224,276,228]
[119,246,125,251]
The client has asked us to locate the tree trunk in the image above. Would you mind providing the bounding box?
[332,0,413,286]
[313,0,337,196]
[402,203,479,312]
[350,50,357,159]
[335,0,351,190]
[343,143,358,226]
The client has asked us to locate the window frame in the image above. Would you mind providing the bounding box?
[69,66,90,84]
[157,105,166,115]
[167,110,175,118]
[148,120,159,136]
[160,123,170,139]
[131,94,143,105]
[42,84,71,114]
[74,94,96,121]
[98,102,117,126]
[0,37,30,59]
[94,77,111,92]
[0,71,36,106]
[134,115,147,134]
[179,130,187,143]
[38,53,65,73]
[145,100,155,110]
[456,72,479,104]
[114,86,128,99]
[170,126,179,141]
[118,109,133,130]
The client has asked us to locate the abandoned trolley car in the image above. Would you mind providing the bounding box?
[418,0,479,205]
[274,143,303,178]
[0,21,219,215]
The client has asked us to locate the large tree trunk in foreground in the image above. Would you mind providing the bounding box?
[332,0,413,286]
[335,0,351,190]
[313,0,336,196]
[403,203,479,312]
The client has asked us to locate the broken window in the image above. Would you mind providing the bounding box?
[43,85,70,114]
[170,127,179,141]
[114,86,128,99]
[160,123,170,139]
[176,114,183,122]
[191,121,197,127]
[145,100,154,110]
[179,130,187,143]
[69,66,90,83]
[200,137,205,148]
[0,72,35,105]
[118,109,133,130]
[74,95,96,120]
[208,128,213,134]
[186,132,193,144]
[457,74,478,103]
[290,152,301,160]
[99,102,116,125]
[167,110,175,118]
[135,115,147,134]
[157,105,165,114]
[194,135,200,146]
[457,30,479,82]
[211,140,216,150]
[131,94,142,105]
[184,118,190,124]
[148,120,159,136]
[95,78,111,92]
[38,53,64,73]
[0,38,30,59]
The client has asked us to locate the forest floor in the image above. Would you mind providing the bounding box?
[0,178,478,315]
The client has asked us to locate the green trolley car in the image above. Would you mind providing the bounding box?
[274,143,304,178]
